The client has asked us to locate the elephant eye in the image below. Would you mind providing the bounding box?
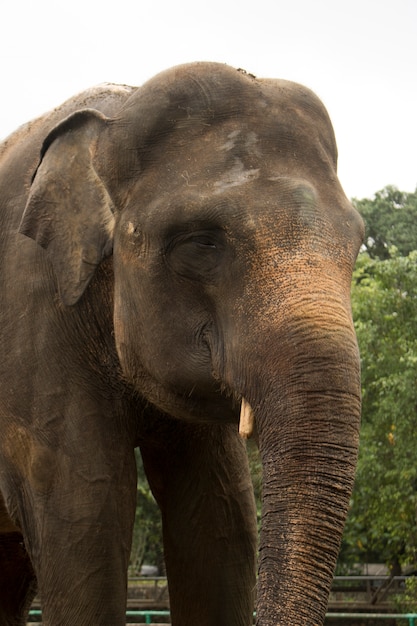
[193,236,217,249]
[168,231,225,280]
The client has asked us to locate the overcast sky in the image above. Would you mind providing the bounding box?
[2,0,416,200]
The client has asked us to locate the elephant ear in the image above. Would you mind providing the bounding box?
[19,109,115,306]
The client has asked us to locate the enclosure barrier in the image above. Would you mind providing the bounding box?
[28,609,169,624]
[28,609,417,624]
[326,614,417,625]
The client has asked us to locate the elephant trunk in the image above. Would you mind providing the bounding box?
[239,304,361,624]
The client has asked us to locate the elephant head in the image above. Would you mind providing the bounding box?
[20,63,363,624]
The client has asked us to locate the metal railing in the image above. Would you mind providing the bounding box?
[125,575,412,608]
[28,609,417,624]
[28,609,171,624]
[326,615,417,625]
[27,576,417,623]
[329,575,409,609]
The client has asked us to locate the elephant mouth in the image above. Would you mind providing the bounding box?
[144,376,242,425]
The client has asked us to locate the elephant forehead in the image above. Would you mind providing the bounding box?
[159,117,325,192]
[213,158,260,194]
[218,129,262,156]
[151,127,265,193]
[213,129,262,191]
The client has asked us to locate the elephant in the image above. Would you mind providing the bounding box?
[0,62,364,625]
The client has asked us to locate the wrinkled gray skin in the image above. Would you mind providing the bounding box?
[0,63,363,625]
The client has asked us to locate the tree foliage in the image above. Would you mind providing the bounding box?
[129,450,164,576]
[354,186,417,260]
[339,189,417,571]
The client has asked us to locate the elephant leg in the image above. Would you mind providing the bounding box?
[140,417,257,626]
[4,428,137,626]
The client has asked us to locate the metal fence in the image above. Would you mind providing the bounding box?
[326,615,417,625]
[27,576,417,624]
[28,609,417,624]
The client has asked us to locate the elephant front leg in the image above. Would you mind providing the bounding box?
[140,418,257,626]
[7,435,137,626]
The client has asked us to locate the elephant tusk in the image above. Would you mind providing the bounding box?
[239,397,255,439]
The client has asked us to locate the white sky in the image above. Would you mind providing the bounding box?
[2,0,416,199]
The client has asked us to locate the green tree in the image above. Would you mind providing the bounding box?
[129,450,164,576]
[354,186,417,260]
[339,250,417,570]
